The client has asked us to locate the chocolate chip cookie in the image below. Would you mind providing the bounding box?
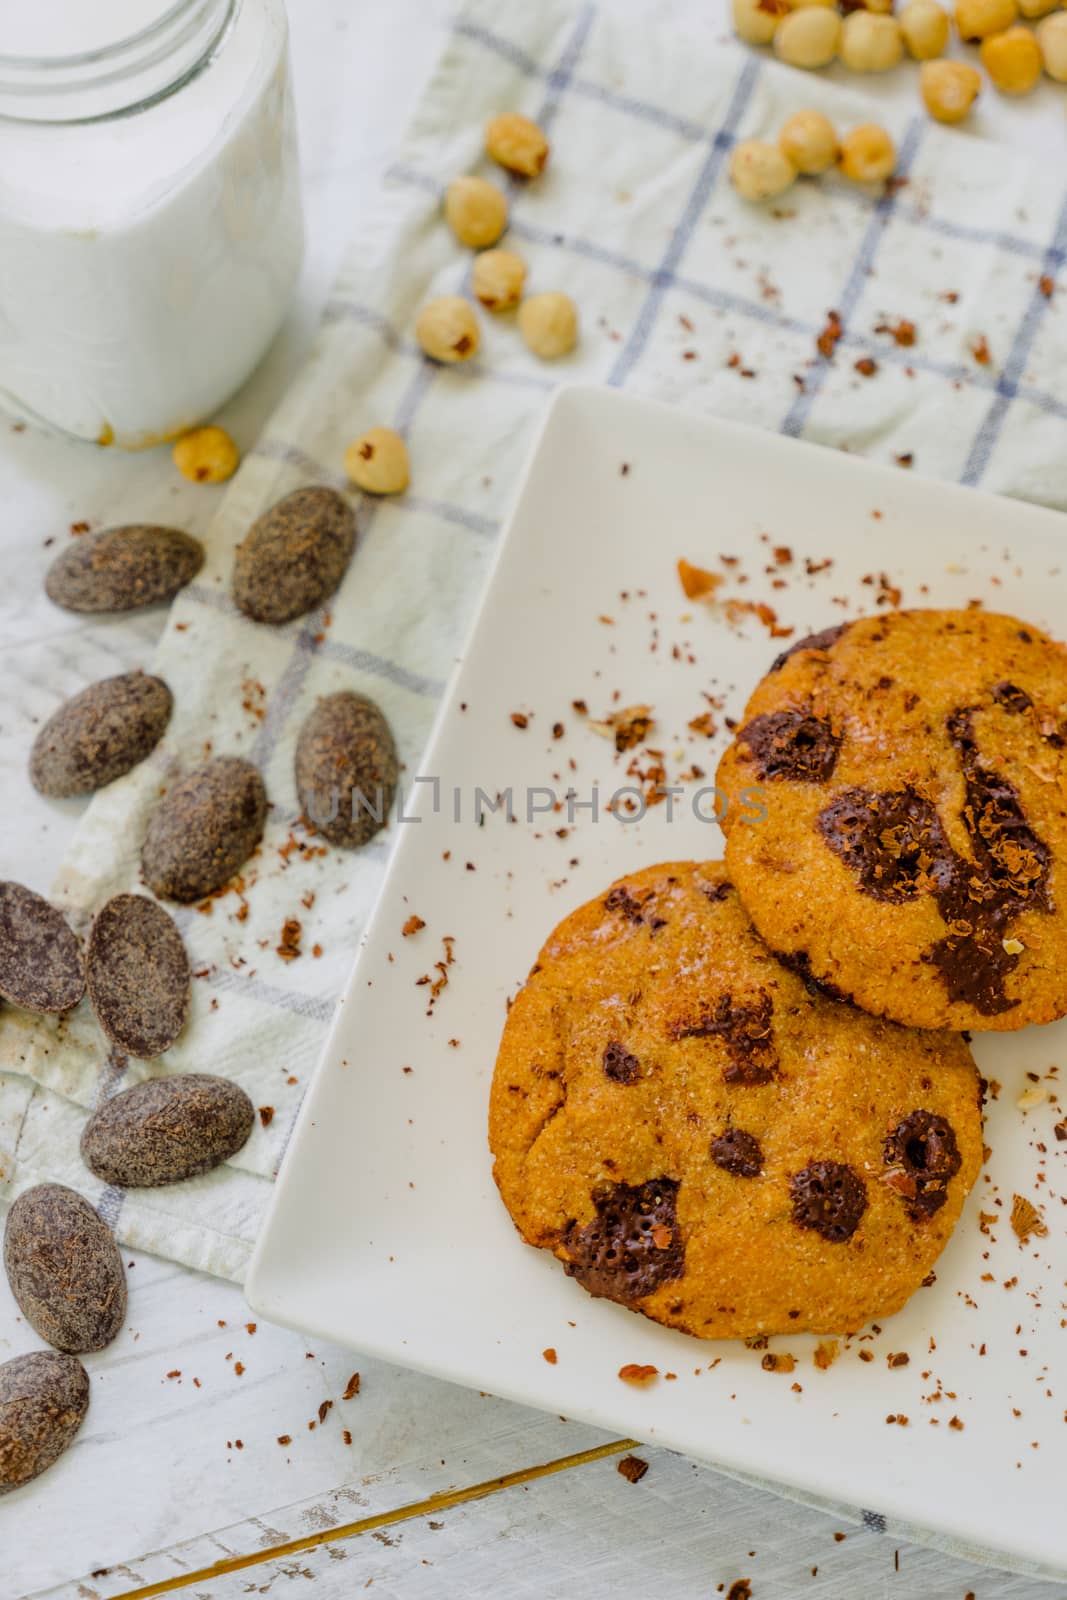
[717,609,1067,1032]
[489,861,981,1340]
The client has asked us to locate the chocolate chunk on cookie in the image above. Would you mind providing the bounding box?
[883,1110,962,1219]
[562,1179,684,1304]
[709,1128,764,1177]
[669,992,778,1084]
[738,710,840,783]
[791,1162,868,1243]
[602,1042,641,1085]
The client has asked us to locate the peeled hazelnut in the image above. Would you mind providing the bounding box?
[733,0,789,40]
[518,292,578,359]
[172,426,239,484]
[839,10,905,67]
[981,25,1042,91]
[955,0,1017,41]
[415,297,480,364]
[730,139,798,200]
[472,248,527,311]
[838,123,896,183]
[774,7,842,64]
[1037,11,1067,78]
[900,0,951,56]
[919,58,983,119]
[485,112,549,177]
[343,427,409,495]
[779,110,838,175]
[444,176,508,249]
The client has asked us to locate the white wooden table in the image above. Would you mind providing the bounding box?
[3,4,1065,1595]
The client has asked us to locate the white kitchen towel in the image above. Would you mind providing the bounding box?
[2,1,1066,1289]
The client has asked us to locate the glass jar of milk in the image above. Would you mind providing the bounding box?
[0,0,304,447]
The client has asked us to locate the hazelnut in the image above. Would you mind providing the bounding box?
[415,296,480,363]
[485,112,549,177]
[472,248,527,311]
[839,10,905,67]
[838,123,896,183]
[919,58,983,119]
[517,292,578,359]
[730,139,798,200]
[900,0,951,56]
[779,110,838,174]
[955,0,1017,41]
[1037,11,1067,78]
[980,24,1042,91]
[1018,0,1057,20]
[172,426,239,484]
[343,427,410,495]
[733,0,789,42]
[774,6,842,65]
[444,176,508,249]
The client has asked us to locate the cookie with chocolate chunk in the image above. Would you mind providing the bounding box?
[717,609,1067,1032]
[489,861,981,1339]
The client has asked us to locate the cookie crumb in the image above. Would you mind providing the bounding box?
[875,318,916,346]
[618,1363,659,1385]
[677,558,721,600]
[816,310,843,359]
[1010,1194,1047,1243]
[276,919,302,962]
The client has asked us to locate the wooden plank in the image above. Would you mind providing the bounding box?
[43,1443,1058,1600]
[9,1249,609,1596]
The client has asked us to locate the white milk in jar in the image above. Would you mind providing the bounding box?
[0,0,304,446]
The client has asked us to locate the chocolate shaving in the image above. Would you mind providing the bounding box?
[669,992,778,1085]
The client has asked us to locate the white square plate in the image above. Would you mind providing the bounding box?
[248,386,1067,1575]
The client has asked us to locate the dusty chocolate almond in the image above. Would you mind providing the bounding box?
[45,526,204,613]
[86,894,190,1058]
[141,756,266,903]
[30,672,173,799]
[232,487,356,625]
[4,1185,126,1353]
[0,883,84,1013]
[295,691,398,848]
[0,1351,90,1496]
[80,1074,255,1187]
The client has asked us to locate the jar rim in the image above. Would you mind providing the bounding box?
[0,0,238,125]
